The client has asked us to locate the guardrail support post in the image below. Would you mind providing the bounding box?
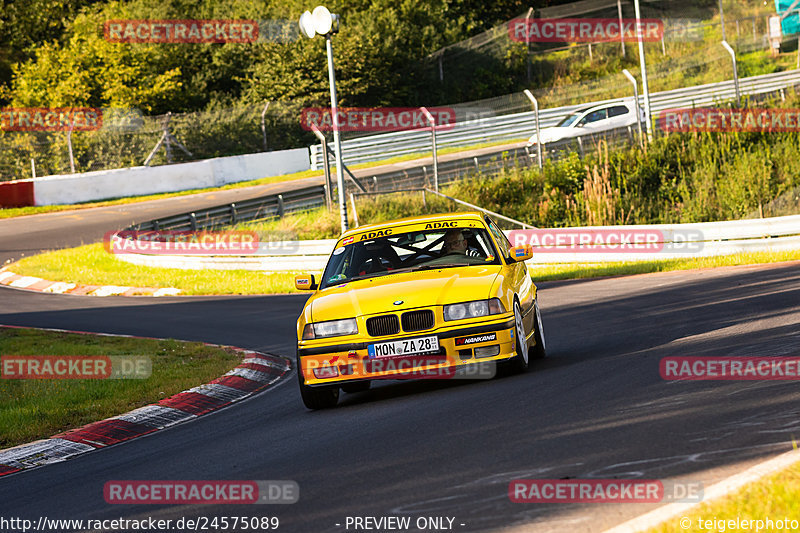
[277,194,285,218]
[189,213,197,231]
[230,203,238,225]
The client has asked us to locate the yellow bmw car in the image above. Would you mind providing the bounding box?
[294,211,546,409]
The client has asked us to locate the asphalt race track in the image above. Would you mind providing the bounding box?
[1,203,800,532]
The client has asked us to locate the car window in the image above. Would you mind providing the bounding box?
[320,225,501,289]
[608,105,629,118]
[485,218,511,261]
[556,112,582,127]
[578,108,608,125]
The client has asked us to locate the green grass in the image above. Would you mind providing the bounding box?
[0,326,244,448]
[6,242,309,295]
[648,459,800,532]
[6,220,800,295]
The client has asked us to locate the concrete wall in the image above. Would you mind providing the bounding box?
[31,148,309,206]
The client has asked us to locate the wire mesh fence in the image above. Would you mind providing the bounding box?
[0,3,791,183]
[0,101,315,182]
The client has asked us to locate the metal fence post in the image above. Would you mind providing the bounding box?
[420,107,439,192]
[67,117,76,173]
[523,90,543,170]
[311,124,333,211]
[349,192,359,227]
[622,69,644,148]
[261,101,270,151]
[721,40,740,106]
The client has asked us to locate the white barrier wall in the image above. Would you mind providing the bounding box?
[33,148,310,206]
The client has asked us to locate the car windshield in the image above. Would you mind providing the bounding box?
[320,226,502,289]
[556,112,582,127]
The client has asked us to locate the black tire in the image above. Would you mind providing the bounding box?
[341,381,371,394]
[297,355,339,409]
[528,299,547,360]
[505,300,530,374]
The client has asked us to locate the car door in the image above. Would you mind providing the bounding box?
[485,217,535,336]
[607,104,632,129]
[576,107,610,134]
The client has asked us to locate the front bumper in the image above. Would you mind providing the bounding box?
[297,316,516,386]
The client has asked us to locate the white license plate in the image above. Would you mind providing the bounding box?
[368,335,439,358]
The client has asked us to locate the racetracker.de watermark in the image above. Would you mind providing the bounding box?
[305,358,497,380]
[0,107,143,133]
[507,228,704,253]
[103,480,298,504]
[509,479,703,503]
[659,108,800,133]
[661,357,800,380]
[508,18,663,43]
[104,230,260,255]
[1,355,151,379]
[300,107,456,132]
[104,19,298,43]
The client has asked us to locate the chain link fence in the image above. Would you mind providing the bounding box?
[0,3,792,183]
[0,101,315,182]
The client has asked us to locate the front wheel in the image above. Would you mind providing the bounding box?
[297,355,339,409]
[504,300,529,374]
[528,299,547,360]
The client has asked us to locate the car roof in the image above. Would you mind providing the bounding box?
[339,211,486,239]
[583,100,631,112]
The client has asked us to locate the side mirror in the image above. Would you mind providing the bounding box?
[509,244,533,262]
[295,274,318,290]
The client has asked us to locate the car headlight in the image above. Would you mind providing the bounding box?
[302,318,358,339]
[443,298,506,321]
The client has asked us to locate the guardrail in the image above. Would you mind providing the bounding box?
[113,214,800,272]
[121,127,637,236]
[128,186,327,232]
[309,69,800,169]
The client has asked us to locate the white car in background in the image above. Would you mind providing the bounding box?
[527,100,645,149]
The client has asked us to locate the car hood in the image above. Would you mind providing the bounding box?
[310,266,502,321]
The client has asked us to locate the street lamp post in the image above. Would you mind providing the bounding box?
[299,6,348,233]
